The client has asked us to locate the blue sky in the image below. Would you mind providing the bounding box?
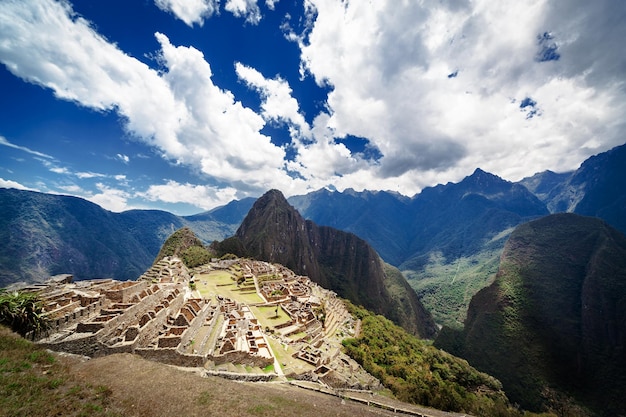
[1,0,625,215]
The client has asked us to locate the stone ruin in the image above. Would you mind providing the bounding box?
[25,256,381,390]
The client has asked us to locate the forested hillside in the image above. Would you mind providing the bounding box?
[436,213,626,416]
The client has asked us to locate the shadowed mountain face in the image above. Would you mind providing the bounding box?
[291,169,550,329]
[230,190,437,339]
[0,189,161,286]
[436,213,626,415]
[0,189,251,286]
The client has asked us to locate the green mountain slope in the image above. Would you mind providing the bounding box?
[436,213,626,415]
[0,189,157,286]
[342,303,521,417]
[218,189,438,338]
[0,188,249,286]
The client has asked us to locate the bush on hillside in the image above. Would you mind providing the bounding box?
[0,290,49,339]
[342,302,523,417]
[181,246,212,268]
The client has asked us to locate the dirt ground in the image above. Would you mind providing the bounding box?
[67,353,462,417]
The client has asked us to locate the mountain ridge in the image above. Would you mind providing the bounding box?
[220,189,437,338]
[0,188,252,286]
[2,142,625,331]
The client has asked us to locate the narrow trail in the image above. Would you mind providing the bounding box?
[451,260,461,284]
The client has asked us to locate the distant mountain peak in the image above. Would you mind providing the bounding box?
[466,167,506,185]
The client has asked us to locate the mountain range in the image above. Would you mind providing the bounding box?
[1,142,625,326]
[2,143,626,415]
[0,189,253,287]
[290,142,626,328]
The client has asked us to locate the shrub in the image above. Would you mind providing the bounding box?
[0,290,49,339]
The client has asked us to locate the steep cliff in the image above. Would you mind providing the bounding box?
[436,213,626,415]
[228,190,437,338]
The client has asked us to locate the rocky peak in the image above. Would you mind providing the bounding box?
[231,190,438,338]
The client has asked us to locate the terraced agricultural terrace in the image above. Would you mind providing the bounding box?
[29,257,380,390]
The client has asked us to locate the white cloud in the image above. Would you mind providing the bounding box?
[1,0,624,203]
[0,135,53,159]
[265,0,279,11]
[116,153,130,164]
[155,0,265,25]
[0,178,37,191]
[224,0,261,24]
[140,180,239,211]
[154,0,219,27]
[297,0,626,191]
[86,183,130,212]
[57,184,84,193]
[50,166,70,175]
[76,171,106,179]
[235,63,311,138]
[153,33,292,190]
[0,0,294,196]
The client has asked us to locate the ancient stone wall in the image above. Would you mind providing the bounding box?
[205,370,276,382]
[134,347,205,367]
[178,299,213,351]
[104,280,149,303]
[212,350,273,368]
[46,298,104,334]
[133,286,186,349]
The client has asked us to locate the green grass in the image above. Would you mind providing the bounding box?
[0,326,122,416]
[197,271,264,304]
[252,305,290,323]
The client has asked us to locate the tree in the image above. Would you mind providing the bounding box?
[181,246,212,268]
[0,290,49,339]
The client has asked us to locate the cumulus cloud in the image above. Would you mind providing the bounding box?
[155,0,267,25]
[154,0,219,27]
[235,63,311,137]
[87,183,130,212]
[297,0,626,190]
[224,0,261,24]
[49,166,71,175]
[0,0,295,204]
[57,184,84,193]
[140,180,239,211]
[265,0,279,11]
[1,0,625,204]
[235,64,376,188]
[116,153,130,164]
